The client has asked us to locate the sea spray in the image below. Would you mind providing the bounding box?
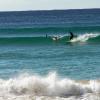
[0,73,100,100]
[70,33,99,42]
[0,73,99,95]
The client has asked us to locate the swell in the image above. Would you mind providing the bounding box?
[0,37,53,45]
[0,33,99,45]
[0,26,100,33]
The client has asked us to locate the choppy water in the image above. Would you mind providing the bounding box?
[0,9,100,100]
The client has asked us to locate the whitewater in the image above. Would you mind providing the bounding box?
[0,33,99,45]
[69,33,100,42]
[0,9,100,100]
[0,72,100,100]
[0,33,100,100]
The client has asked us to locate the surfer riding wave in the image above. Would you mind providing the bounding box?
[69,32,74,40]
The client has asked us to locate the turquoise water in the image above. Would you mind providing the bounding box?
[0,9,100,79]
[0,9,100,100]
[0,36,100,79]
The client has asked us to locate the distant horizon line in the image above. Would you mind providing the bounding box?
[0,8,100,12]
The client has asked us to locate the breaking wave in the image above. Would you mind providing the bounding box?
[0,33,100,45]
[70,33,100,43]
[0,72,100,100]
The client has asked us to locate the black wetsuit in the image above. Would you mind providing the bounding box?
[69,32,74,40]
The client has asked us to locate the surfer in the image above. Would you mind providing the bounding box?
[52,36,58,41]
[69,32,74,40]
[52,35,60,41]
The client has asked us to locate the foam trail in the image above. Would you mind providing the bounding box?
[0,72,100,100]
[70,33,99,42]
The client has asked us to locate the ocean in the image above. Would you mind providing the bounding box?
[0,9,100,100]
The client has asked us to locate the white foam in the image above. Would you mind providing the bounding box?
[51,34,66,40]
[0,72,100,100]
[70,33,99,42]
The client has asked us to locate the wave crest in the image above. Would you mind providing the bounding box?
[0,72,100,99]
[70,33,99,42]
[0,33,100,45]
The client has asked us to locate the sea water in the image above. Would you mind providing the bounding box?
[0,9,100,100]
